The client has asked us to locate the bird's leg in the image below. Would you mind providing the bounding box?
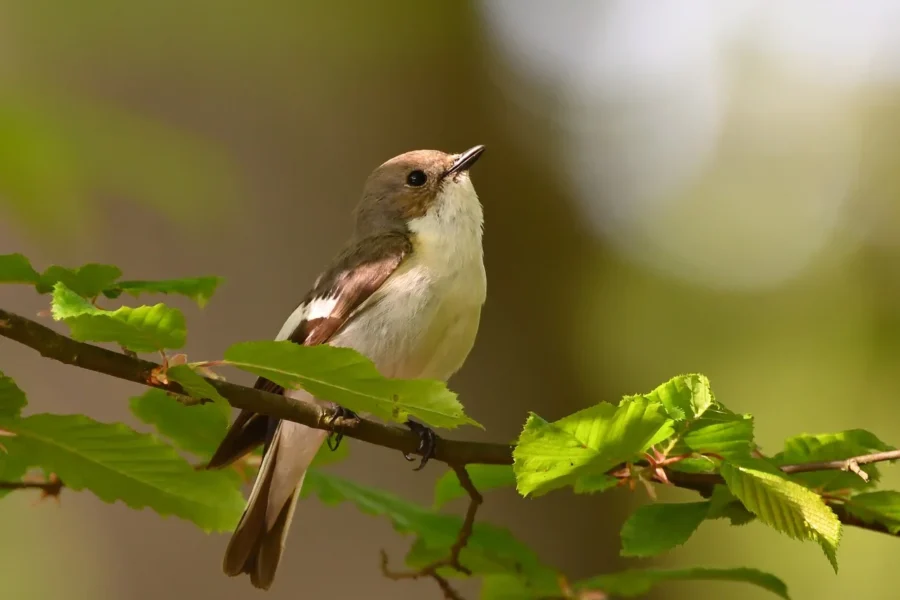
[324,404,358,451]
[403,420,438,471]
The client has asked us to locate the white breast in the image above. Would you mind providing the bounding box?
[330,174,486,382]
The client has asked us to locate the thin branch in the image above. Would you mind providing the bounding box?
[380,464,483,600]
[779,449,900,482]
[0,474,63,499]
[0,308,511,466]
[1,307,899,540]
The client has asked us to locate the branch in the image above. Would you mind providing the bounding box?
[1,307,899,540]
[380,464,483,600]
[0,308,512,466]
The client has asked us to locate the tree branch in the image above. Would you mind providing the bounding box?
[1,307,898,540]
[0,308,511,466]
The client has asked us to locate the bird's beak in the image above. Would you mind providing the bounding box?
[446,145,486,176]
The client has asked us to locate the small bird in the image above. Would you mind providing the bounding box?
[206,145,487,589]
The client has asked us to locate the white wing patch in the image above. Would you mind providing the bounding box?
[275,295,338,341]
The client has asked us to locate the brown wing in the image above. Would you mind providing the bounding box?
[206,232,412,469]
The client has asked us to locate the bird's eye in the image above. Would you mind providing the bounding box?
[406,170,427,187]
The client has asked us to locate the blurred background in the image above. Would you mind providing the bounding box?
[2,1,900,598]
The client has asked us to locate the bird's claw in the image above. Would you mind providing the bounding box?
[403,420,438,471]
[325,404,358,452]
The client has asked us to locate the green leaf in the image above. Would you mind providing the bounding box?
[513,398,671,497]
[104,277,223,308]
[620,502,710,557]
[433,465,515,508]
[575,567,790,599]
[223,341,479,429]
[36,263,122,297]
[683,415,755,460]
[0,253,39,284]
[642,374,713,421]
[772,430,894,491]
[572,473,619,494]
[843,491,900,534]
[51,282,186,352]
[129,389,228,460]
[480,567,790,600]
[305,470,551,579]
[0,448,28,499]
[707,485,756,526]
[0,413,244,531]
[721,459,841,571]
[0,371,27,418]
[166,365,231,414]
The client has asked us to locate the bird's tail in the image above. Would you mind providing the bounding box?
[222,420,328,590]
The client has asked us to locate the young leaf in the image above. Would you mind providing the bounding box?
[104,276,223,308]
[433,465,515,508]
[51,282,186,352]
[303,470,551,580]
[772,430,894,491]
[683,415,755,460]
[642,374,713,421]
[842,491,900,534]
[0,253,39,284]
[0,413,245,531]
[707,485,756,526]
[36,263,122,297]
[721,459,841,571]
[223,341,479,429]
[575,567,790,599]
[513,398,671,497]
[480,567,790,600]
[0,448,28,499]
[166,365,231,413]
[620,502,710,557]
[129,389,228,460]
[0,371,27,418]
[572,473,619,494]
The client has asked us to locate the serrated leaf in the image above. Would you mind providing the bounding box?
[129,389,228,460]
[707,485,756,526]
[0,253,39,284]
[302,470,551,580]
[721,460,841,571]
[513,398,671,497]
[573,473,619,494]
[36,263,122,297]
[433,465,515,508]
[223,341,479,429]
[683,416,755,460]
[104,276,223,308]
[843,491,900,534]
[576,567,790,599]
[166,365,231,414]
[642,374,713,422]
[480,567,790,600]
[620,501,710,557]
[0,371,27,418]
[772,430,894,491]
[51,282,186,352]
[0,413,244,531]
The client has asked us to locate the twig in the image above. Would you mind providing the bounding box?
[380,465,483,599]
[0,474,63,499]
[779,449,900,482]
[1,307,899,539]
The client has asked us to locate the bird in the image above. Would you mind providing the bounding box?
[206,145,487,590]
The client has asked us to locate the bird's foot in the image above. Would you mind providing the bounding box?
[324,404,359,451]
[403,420,438,471]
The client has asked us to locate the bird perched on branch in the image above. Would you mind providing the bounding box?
[206,145,487,589]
